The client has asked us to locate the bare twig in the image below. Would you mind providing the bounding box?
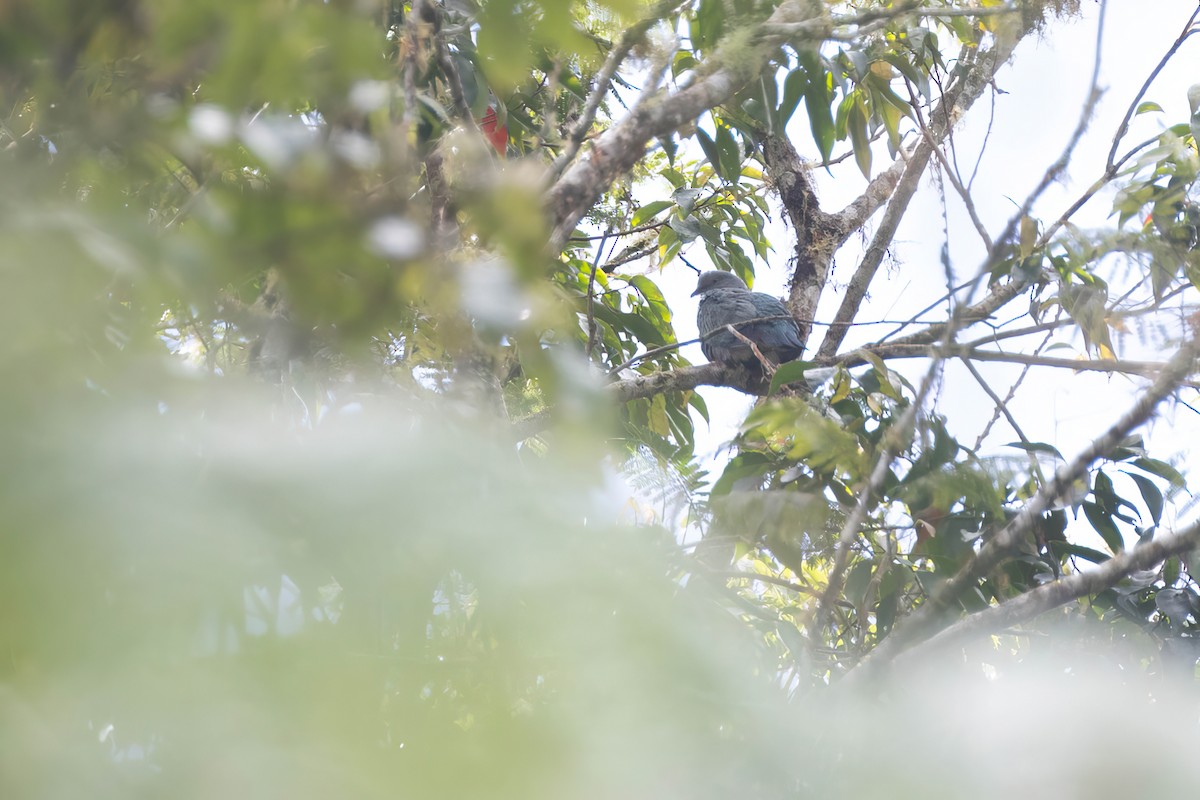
[725,323,777,373]
[585,231,610,360]
[818,41,1008,358]
[864,343,1177,379]
[1104,4,1200,173]
[761,2,1018,38]
[971,328,1053,451]
[706,569,820,597]
[960,357,1034,447]
[904,77,993,250]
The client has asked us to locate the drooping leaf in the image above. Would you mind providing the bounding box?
[1082,500,1125,554]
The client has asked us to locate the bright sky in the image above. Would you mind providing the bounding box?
[648,1,1200,530]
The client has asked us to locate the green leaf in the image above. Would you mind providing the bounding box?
[1135,101,1163,115]
[860,351,899,400]
[668,214,703,242]
[848,101,871,178]
[767,360,817,396]
[1093,470,1117,511]
[715,124,741,183]
[1050,542,1111,565]
[778,68,806,128]
[798,50,835,162]
[1131,457,1186,491]
[695,127,722,175]
[631,200,673,228]
[688,391,710,424]
[1124,472,1165,525]
[1005,441,1064,460]
[672,187,702,215]
[844,560,875,607]
[657,225,682,266]
[629,275,672,329]
[1082,500,1124,554]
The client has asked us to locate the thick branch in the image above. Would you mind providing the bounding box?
[611,361,756,402]
[546,0,836,252]
[760,133,839,347]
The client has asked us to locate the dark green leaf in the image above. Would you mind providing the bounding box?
[695,127,722,175]
[1082,500,1124,554]
[1131,457,1186,491]
[778,68,806,128]
[1124,472,1165,526]
[715,124,741,182]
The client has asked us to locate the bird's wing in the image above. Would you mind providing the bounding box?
[697,289,760,362]
[747,292,804,359]
[750,294,800,330]
[698,290,760,336]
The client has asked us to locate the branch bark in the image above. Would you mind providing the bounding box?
[545,0,840,253]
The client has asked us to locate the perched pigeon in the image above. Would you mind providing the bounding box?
[692,271,804,366]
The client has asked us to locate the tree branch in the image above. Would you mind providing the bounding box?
[862,343,1177,379]
[884,517,1200,677]
[546,0,840,253]
[1104,4,1200,173]
[817,41,1009,358]
[848,334,1200,679]
[549,0,687,181]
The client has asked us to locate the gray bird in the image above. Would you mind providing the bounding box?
[692,271,804,366]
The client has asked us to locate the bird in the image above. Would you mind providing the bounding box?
[692,271,804,367]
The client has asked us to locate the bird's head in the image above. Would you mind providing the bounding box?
[691,270,748,297]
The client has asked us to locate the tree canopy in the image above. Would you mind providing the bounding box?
[5,0,1200,796]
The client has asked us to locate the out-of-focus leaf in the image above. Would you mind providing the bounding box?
[1083,500,1125,554]
[1125,472,1165,525]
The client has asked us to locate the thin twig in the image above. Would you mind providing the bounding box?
[707,570,820,597]
[725,324,777,373]
[904,78,993,250]
[761,2,1018,37]
[585,230,610,360]
[1104,3,1200,172]
[550,0,687,180]
[971,328,1053,451]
